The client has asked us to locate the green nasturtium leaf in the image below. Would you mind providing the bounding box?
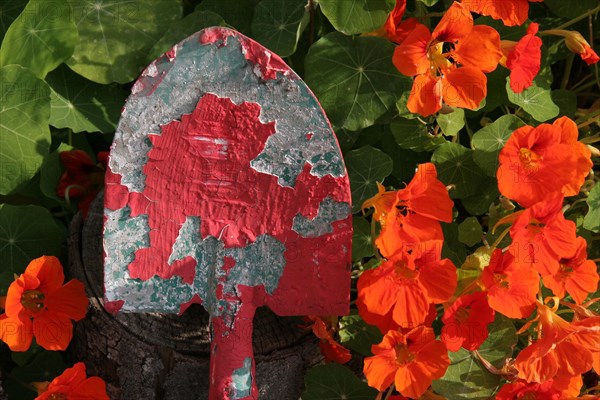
[147,10,227,62]
[339,312,383,356]
[0,65,51,194]
[418,0,440,6]
[461,177,500,216]
[318,0,395,35]
[345,145,393,213]
[0,0,77,78]
[481,67,509,113]
[437,108,465,137]
[458,217,483,247]
[196,0,254,35]
[0,0,28,40]
[543,0,598,19]
[442,222,468,268]
[390,118,445,152]
[302,363,378,399]
[551,89,577,119]
[381,132,432,184]
[0,204,65,274]
[432,142,486,199]
[506,79,559,122]
[251,0,309,57]
[352,216,374,261]
[584,183,600,233]
[46,64,127,133]
[472,115,524,177]
[66,0,182,84]
[5,351,66,400]
[432,315,517,399]
[305,32,411,131]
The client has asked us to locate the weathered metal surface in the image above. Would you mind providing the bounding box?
[103,27,351,399]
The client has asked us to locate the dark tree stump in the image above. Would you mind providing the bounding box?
[66,194,322,399]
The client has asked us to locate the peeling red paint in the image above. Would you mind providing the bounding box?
[104,300,124,314]
[199,27,290,80]
[178,294,202,315]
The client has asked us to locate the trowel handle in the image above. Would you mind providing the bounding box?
[209,305,258,400]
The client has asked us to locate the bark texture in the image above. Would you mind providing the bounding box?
[67,194,322,399]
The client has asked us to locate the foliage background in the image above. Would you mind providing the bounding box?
[0,0,599,398]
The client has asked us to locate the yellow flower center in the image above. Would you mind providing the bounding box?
[394,343,415,365]
[21,290,45,313]
[427,42,452,76]
[493,273,509,289]
[519,148,541,169]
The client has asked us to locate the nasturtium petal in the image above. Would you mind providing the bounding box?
[0,0,77,78]
[251,0,308,57]
[66,0,182,84]
[0,65,51,194]
[305,32,411,131]
[318,0,395,35]
[441,66,487,110]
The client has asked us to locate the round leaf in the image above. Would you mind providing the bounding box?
[147,10,227,62]
[0,0,28,40]
[432,142,486,199]
[46,64,127,133]
[305,32,411,131]
[318,0,395,35]
[437,108,465,137]
[339,312,383,356]
[461,178,500,216]
[472,115,524,177]
[66,0,182,83]
[506,79,559,122]
[302,363,378,399]
[0,0,78,78]
[551,89,577,119]
[196,0,254,34]
[584,183,600,233]
[0,204,65,274]
[390,118,445,152]
[345,145,393,213]
[458,217,483,247]
[0,65,51,194]
[251,0,309,57]
[352,216,374,261]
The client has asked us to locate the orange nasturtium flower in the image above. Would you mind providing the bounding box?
[357,240,457,329]
[542,236,599,304]
[0,256,88,351]
[501,22,542,93]
[495,379,561,400]
[497,116,592,208]
[441,291,495,352]
[305,316,352,364]
[392,2,502,116]
[364,326,450,398]
[514,299,600,383]
[460,0,544,27]
[35,362,109,400]
[363,163,454,258]
[480,249,538,319]
[507,192,578,277]
[544,30,600,65]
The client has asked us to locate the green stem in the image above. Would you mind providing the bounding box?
[383,384,396,400]
[561,53,575,90]
[552,5,600,31]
